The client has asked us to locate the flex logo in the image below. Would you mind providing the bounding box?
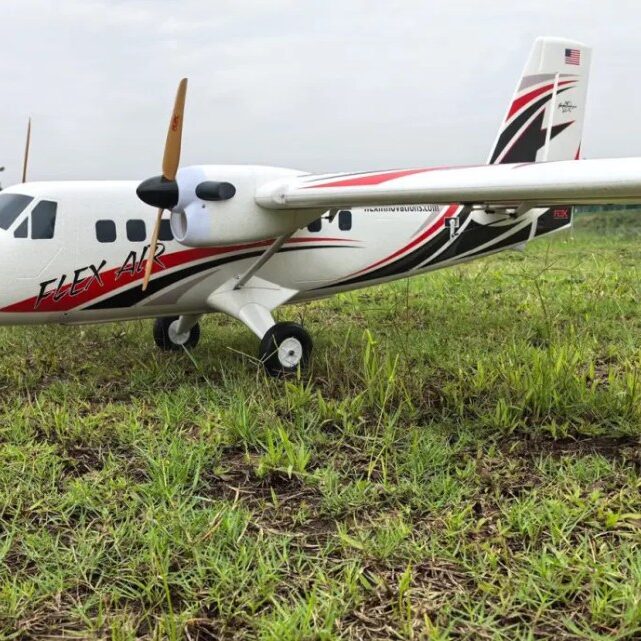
[34,243,167,309]
[35,260,107,309]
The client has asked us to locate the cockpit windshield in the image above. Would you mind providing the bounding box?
[0,194,33,230]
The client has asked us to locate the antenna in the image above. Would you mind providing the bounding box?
[21,117,31,183]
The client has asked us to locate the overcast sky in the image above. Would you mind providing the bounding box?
[1,0,640,186]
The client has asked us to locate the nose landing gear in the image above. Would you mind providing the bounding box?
[153,315,201,351]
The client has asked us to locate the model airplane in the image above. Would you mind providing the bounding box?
[1,37,639,375]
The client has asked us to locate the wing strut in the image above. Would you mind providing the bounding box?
[233,231,294,290]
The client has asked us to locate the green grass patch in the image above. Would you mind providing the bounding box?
[1,212,641,639]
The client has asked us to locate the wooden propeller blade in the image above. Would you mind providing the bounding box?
[161,78,188,182]
[21,117,31,183]
[142,208,164,291]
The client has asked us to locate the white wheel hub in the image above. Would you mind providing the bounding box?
[168,320,191,346]
[278,337,303,368]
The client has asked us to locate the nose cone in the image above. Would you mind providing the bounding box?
[136,175,179,209]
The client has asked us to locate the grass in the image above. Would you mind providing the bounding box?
[2,210,641,639]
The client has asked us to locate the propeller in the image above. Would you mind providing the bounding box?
[139,78,188,291]
[22,117,32,183]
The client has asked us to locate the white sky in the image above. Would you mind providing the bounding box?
[1,0,639,186]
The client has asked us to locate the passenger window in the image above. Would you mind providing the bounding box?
[159,219,173,241]
[307,218,322,233]
[31,201,57,239]
[338,210,352,231]
[127,219,146,242]
[96,220,116,243]
[14,218,28,238]
[0,194,33,230]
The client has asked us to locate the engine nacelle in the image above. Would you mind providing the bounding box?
[170,165,323,247]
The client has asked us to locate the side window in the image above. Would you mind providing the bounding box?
[159,219,173,241]
[14,218,28,238]
[307,218,322,233]
[31,201,57,239]
[126,219,146,242]
[338,210,352,231]
[96,220,116,243]
[0,194,33,230]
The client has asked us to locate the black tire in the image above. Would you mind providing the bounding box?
[259,322,312,377]
[153,316,200,351]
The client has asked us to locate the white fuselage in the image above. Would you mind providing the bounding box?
[0,171,566,326]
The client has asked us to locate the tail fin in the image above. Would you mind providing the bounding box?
[488,37,591,164]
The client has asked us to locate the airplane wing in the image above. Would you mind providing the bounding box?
[255,158,641,210]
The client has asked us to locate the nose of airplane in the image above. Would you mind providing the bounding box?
[0,230,28,318]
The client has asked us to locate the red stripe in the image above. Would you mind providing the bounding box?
[306,168,429,189]
[306,165,482,190]
[1,237,355,313]
[349,204,458,277]
[507,80,576,120]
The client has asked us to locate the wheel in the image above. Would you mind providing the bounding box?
[259,322,313,377]
[153,316,200,351]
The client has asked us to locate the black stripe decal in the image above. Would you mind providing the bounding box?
[318,209,473,288]
[422,217,518,267]
[462,223,532,258]
[490,86,572,163]
[319,212,531,289]
[85,245,351,310]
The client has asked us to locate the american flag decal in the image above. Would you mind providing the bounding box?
[565,48,580,65]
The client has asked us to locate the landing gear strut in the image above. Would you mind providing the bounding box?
[259,322,313,377]
[153,315,200,351]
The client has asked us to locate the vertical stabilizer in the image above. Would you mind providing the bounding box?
[488,37,591,164]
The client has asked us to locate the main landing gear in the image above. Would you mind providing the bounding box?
[152,314,312,377]
[152,244,314,376]
[259,322,313,377]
